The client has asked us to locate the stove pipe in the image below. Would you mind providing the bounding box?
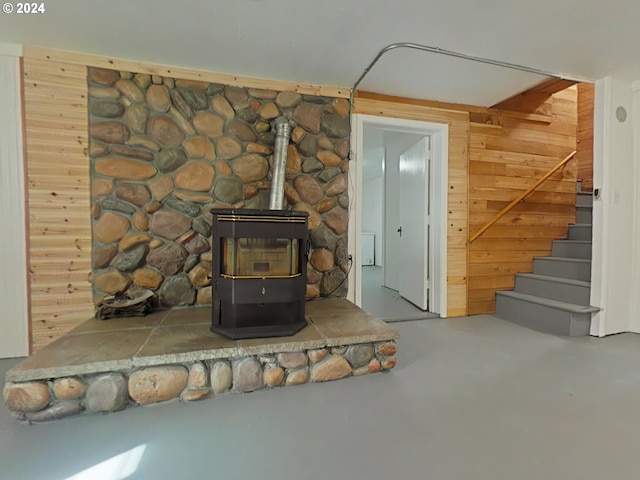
[268,117,291,210]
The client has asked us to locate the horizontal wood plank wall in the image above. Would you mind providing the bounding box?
[353,97,470,317]
[23,57,93,350]
[23,46,349,99]
[468,87,578,314]
[577,83,594,191]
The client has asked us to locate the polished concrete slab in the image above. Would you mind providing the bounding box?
[361,265,439,321]
[3,314,640,479]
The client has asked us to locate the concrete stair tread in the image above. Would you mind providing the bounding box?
[554,239,591,243]
[576,193,593,207]
[493,187,595,337]
[495,291,600,314]
[533,256,591,264]
[515,273,590,288]
[568,224,592,241]
[575,206,592,224]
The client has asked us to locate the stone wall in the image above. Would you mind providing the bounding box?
[89,68,351,306]
[5,340,397,423]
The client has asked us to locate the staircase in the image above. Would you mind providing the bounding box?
[494,190,600,336]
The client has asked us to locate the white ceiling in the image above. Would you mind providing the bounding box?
[2,0,640,106]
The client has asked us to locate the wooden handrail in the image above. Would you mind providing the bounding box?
[469,150,577,244]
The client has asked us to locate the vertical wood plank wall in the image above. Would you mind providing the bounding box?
[352,98,470,317]
[468,87,578,314]
[23,57,93,351]
[577,83,595,191]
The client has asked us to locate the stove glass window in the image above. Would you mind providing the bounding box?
[222,238,300,278]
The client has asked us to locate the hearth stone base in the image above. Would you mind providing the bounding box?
[3,299,399,423]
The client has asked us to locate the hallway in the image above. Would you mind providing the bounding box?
[361,265,438,321]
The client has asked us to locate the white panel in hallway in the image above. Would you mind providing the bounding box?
[0,45,29,358]
[399,137,429,310]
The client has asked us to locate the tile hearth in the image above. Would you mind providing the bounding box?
[4,299,399,423]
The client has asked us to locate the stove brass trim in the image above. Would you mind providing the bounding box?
[217,215,306,223]
[220,273,302,280]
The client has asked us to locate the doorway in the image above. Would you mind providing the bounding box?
[348,114,448,319]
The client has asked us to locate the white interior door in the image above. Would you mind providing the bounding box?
[398,137,430,310]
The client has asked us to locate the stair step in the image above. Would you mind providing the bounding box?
[568,224,592,241]
[533,257,591,281]
[576,192,593,207]
[495,291,599,336]
[576,206,592,224]
[514,273,591,305]
[552,240,592,259]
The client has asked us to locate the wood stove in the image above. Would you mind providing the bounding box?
[210,208,309,339]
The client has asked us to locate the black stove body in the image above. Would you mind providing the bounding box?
[210,209,309,339]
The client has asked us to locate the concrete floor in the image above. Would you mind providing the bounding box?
[3,315,640,479]
[361,265,438,321]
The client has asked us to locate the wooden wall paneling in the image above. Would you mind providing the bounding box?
[470,175,576,193]
[467,87,578,315]
[470,237,556,251]
[526,78,578,95]
[23,57,93,351]
[492,92,553,116]
[23,46,349,99]
[469,250,550,264]
[483,136,574,158]
[468,212,575,228]
[353,97,470,317]
[576,83,595,190]
[469,262,534,276]
[471,190,576,206]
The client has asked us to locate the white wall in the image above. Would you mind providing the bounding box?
[362,176,383,265]
[590,76,636,336]
[0,43,29,358]
[630,81,640,333]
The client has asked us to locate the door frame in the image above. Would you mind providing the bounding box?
[348,114,448,317]
[0,43,30,358]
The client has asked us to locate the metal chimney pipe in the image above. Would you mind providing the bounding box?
[268,116,291,210]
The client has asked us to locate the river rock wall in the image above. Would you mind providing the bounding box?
[88,68,351,307]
